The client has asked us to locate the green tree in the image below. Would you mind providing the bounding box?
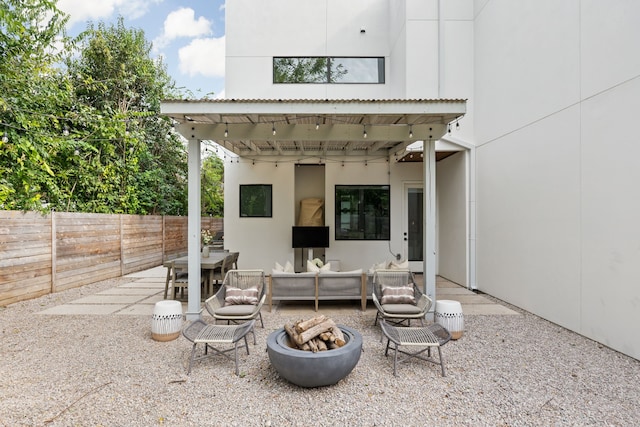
[201,154,224,216]
[0,0,74,210]
[1,4,189,215]
[65,18,188,214]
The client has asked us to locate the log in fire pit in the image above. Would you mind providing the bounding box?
[266,315,362,388]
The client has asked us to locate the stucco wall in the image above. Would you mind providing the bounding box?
[437,151,468,286]
[475,0,640,360]
[223,156,427,273]
[223,160,296,273]
[226,0,393,99]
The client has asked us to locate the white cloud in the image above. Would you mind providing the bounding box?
[57,0,161,27]
[164,8,212,39]
[178,36,225,78]
[153,8,212,50]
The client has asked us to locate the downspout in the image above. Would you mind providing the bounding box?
[467,146,477,290]
[438,0,444,98]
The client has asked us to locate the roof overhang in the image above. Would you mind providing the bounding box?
[160,98,466,159]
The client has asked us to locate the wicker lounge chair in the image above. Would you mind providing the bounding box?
[380,320,451,376]
[203,270,266,336]
[182,319,256,375]
[371,269,431,326]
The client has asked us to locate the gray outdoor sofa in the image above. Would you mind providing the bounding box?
[268,269,366,311]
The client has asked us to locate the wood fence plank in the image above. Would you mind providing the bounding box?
[0,211,219,305]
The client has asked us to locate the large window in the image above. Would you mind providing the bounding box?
[239,185,272,217]
[335,185,390,240]
[273,57,385,84]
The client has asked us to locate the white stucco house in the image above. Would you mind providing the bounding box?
[161,0,640,361]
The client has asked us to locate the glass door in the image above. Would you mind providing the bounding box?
[404,184,424,272]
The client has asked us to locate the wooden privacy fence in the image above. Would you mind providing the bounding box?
[0,211,222,306]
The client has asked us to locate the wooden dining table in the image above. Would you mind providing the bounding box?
[163,252,232,299]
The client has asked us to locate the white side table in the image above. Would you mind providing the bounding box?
[435,299,464,340]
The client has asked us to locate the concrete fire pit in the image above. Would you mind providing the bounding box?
[266,325,362,388]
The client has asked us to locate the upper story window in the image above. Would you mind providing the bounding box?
[273,57,385,84]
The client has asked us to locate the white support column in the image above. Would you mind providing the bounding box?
[186,136,202,320]
[423,137,437,317]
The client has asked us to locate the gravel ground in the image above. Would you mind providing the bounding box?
[1,276,639,427]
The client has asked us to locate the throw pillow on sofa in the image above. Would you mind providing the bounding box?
[389,259,409,270]
[307,260,331,272]
[274,261,295,273]
[368,260,388,274]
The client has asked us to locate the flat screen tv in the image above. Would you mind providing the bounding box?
[292,226,330,248]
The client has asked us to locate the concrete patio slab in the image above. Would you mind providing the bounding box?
[435,281,465,288]
[138,294,169,304]
[127,277,167,283]
[437,288,476,295]
[35,267,519,317]
[38,304,127,315]
[97,288,163,296]
[116,305,158,316]
[118,281,165,289]
[125,266,167,278]
[462,304,520,315]
[69,295,146,304]
[445,294,495,304]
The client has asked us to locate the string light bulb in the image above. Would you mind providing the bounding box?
[272,123,276,136]
[363,125,367,138]
[62,127,69,137]
[224,122,228,138]
[1,132,7,143]
[315,121,320,130]
[409,125,413,139]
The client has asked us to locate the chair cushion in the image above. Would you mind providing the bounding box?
[215,304,257,316]
[380,303,423,314]
[224,286,259,305]
[381,285,415,304]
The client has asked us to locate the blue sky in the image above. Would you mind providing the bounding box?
[56,0,226,99]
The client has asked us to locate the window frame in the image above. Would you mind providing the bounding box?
[334,185,390,241]
[273,56,385,84]
[239,184,273,218]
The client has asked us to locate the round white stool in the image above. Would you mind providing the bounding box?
[435,299,464,340]
[151,300,183,342]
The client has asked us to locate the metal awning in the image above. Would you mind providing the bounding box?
[161,98,466,158]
